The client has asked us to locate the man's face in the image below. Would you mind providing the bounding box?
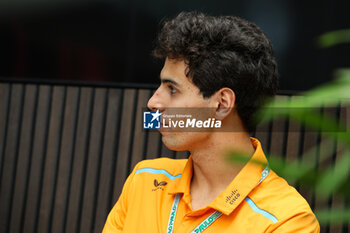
[147,58,218,151]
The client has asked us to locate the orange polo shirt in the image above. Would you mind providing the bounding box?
[103,138,320,233]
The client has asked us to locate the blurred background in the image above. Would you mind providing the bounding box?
[1,2,350,232]
[0,0,349,91]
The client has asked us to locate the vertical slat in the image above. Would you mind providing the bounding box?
[141,91,154,161]
[65,87,94,233]
[156,133,163,157]
[37,86,67,233]
[0,83,10,183]
[171,150,177,159]
[80,88,109,233]
[126,90,139,175]
[130,89,152,169]
[61,87,81,233]
[175,150,189,159]
[254,118,273,155]
[253,120,269,150]
[22,85,52,233]
[51,87,80,233]
[269,96,290,157]
[76,87,96,233]
[107,89,124,209]
[160,142,175,158]
[0,84,25,233]
[9,85,38,233]
[112,89,137,203]
[94,88,123,233]
[284,123,302,162]
[146,131,163,159]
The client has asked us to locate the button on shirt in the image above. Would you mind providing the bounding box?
[103,138,320,233]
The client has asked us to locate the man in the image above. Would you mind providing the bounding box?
[103,12,320,232]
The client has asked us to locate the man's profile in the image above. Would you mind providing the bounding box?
[103,12,320,232]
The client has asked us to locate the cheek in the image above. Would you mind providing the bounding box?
[168,97,190,108]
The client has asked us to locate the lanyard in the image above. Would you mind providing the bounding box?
[166,165,270,233]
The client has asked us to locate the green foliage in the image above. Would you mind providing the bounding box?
[318,29,350,48]
[257,74,350,225]
[316,209,350,225]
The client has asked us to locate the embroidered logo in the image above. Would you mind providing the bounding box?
[225,189,241,205]
[152,179,167,191]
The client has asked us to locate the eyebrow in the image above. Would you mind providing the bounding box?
[160,77,181,87]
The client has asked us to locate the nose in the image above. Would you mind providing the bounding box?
[147,88,165,112]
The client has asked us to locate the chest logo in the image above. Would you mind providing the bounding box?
[153,179,167,191]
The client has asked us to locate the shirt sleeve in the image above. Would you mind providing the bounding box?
[102,163,140,233]
[269,211,320,233]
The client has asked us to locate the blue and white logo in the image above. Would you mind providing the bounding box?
[143,110,161,129]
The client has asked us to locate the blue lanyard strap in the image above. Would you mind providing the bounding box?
[167,165,270,233]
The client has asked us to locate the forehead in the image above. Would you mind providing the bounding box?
[160,58,188,82]
[160,58,203,96]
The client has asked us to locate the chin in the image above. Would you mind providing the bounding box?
[161,133,189,151]
[160,131,210,152]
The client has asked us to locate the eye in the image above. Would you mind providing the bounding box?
[168,85,177,94]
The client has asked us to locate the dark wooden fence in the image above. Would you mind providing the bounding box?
[0,79,349,233]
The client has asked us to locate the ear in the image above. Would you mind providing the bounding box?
[215,88,236,120]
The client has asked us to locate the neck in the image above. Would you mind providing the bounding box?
[189,132,255,210]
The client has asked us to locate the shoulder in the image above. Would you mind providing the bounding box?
[135,157,187,171]
[135,157,187,169]
[248,170,320,232]
[131,157,188,179]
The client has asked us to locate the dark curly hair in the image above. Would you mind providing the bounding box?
[153,12,278,132]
